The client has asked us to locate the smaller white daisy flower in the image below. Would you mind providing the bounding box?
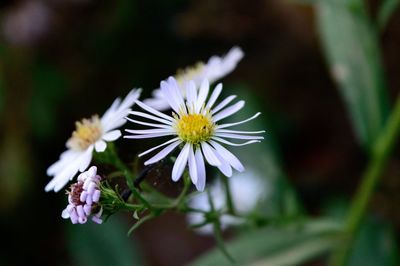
[187,170,268,235]
[125,77,263,191]
[143,46,244,111]
[62,166,103,224]
[45,89,141,193]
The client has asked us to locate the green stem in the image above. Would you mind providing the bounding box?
[222,175,235,215]
[329,95,400,266]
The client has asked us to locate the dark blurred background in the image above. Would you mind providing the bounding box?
[1,0,400,265]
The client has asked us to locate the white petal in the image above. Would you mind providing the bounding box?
[209,140,244,172]
[129,111,173,125]
[125,128,173,134]
[168,77,185,106]
[185,81,197,111]
[195,148,206,191]
[102,130,122,141]
[172,143,190,182]
[124,132,175,139]
[47,150,79,176]
[200,142,221,166]
[216,129,265,134]
[212,137,260,146]
[214,151,232,177]
[78,146,94,172]
[211,95,236,114]
[195,79,209,113]
[217,112,261,129]
[135,100,174,122]
[95,140,107,152]
[139,137,180,157]
[215,133,264,140]
[143,97,170,111]
[213,100,245,122]
[206,83,222,110]
[160,80,180,113]
[125,117,171,129]
[144,141,181,165]
[188,145,198,184]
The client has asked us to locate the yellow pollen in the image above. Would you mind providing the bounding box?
[67,115,102,151]
[175,62,205,85]
[175,113,214,145]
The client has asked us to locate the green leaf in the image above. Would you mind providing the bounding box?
[190,219,342,266]
[378,0,400,30]
[315,0,389,151]
[67,216,142,266]
[348,216,398,266]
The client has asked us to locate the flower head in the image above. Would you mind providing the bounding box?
[125,77,263,191]
[187,170,268,235]
[143,47,244,111]
[61,166,103,224]
[45,89,141,192]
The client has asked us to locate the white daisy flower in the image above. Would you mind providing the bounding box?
[125,77,263,191]
[187,170,268,235]
[45,89,141,193]
[143,46,244,111]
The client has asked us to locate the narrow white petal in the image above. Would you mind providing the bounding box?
[215,133,264,140]
[143,98,171,111]
[95,140,107,152]
[201,142,221,166]
[101,97,121,125]
[195,79,209,113]
[78,146,94,172]
[135,100,174,122]
[212,136,260,146]
[168,77,185,108]
[209,140,244,172]
[195,148,206,191]
[125,117,171,129]
[213,100,245,122]
[217,112,261,129]
[47,150,79,176]
[206,83,222,109]
[160,80,181,113]
[211,95,236,114]
[188,145,198,184]
[216,129,265,134]
[172,143,190,181]
[102,130,122,141]
[185,81,197,111]
[144,141,181,165]
[129,111,173,125]
[124,132,175,139]
[139,138,180,157]
[125,128,173,134]
[214,151,233,177]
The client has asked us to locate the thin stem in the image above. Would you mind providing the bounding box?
[222,175,235,215]
[329,95,400,266]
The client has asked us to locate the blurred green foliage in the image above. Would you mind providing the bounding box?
[67,215,142,266]
[316,0,389,151]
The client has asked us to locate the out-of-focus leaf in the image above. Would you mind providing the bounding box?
[348,216,398,266]
[378,0,400,30]
[30,62,67,138]
[190,219,341,266]
[67,216,142,266]
[315,0,389,151]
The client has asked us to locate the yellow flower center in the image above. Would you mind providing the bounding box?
[175,62,205,85]
[175,113,214,145]
[67,115,102,151]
